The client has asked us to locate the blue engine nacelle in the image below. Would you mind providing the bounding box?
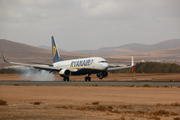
[96,71,108,79]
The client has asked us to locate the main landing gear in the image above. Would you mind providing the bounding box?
[63,75,91,81]
[63,77,69,81]
[85,74,91,81]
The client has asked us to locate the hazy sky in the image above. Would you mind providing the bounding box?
[0,0,180,51]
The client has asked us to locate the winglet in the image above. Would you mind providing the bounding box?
[131,56,134,66]
[1,52,9,63]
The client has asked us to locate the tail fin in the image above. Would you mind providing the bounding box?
[51,36,64,63]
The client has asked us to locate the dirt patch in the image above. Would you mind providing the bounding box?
[55,104,179,116]
[92,101,100,105]
[0,99,7,105]
[33,102,42,105]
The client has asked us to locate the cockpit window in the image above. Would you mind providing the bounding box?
[98,61,107,63]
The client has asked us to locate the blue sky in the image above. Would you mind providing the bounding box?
[0,0,180,51]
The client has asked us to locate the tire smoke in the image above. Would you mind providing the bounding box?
[19,68,56,81]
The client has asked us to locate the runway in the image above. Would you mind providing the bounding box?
[0,81,180,87]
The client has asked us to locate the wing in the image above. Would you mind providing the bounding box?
[1,52,60,72]
[28,62,53,66]
[107,56,134,71]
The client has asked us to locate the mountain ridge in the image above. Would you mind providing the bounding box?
[37,39,180,56]
[0,39,93,68]
[0,39,180,68]
[71,39,180,56]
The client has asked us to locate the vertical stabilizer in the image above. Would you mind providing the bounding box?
[52,36,64,63]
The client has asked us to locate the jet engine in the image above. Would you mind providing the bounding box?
[96,71,108,79]
[59,69,71,77]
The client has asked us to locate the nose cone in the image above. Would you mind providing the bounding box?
[102,63,109,70]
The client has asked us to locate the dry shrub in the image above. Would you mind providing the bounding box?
[174,117,180,120]
[96,105,107,111]
[133,111,146,117]
[170,102,180,107]
[137,111,145,114]
[153,110,169,116]
[76,106,91,111]
[120,105,128,108]
[55,106,61,108]
[62,106,69,109]
[14,84,20,86]
[120,115,125,120]
[150,110,178,116]
[111,109,119,113]
[92,101,99,105]
[148,116,160,120]
[0,99,7,105]
[55,106,68,109]
[142,84,151,87]
[62,104,116,113]
[106,112,112,115]
[108,105,113,109]
[33,102,41,105]
[129,85,134,87]
[156,103,163,106]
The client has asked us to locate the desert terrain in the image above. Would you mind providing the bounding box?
[0,73,180,120]
[0,86,180,120]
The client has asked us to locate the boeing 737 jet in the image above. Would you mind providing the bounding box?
[2,36,134,81]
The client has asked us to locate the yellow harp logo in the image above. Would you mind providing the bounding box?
[53,46,57,58]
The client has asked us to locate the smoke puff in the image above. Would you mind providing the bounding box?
[19,68,56,81]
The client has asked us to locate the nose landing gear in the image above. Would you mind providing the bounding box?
[85,74,91,81]
[63,77,69,81]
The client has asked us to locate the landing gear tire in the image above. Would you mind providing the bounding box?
[85,76,91,81]
[63,77,66,81]
[88,77,91,81]
[97,74,103,79]
[63,77,69,81]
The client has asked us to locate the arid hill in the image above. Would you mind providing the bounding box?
[108,46,180,63]
[71,39,180,56]
[0,39,93,68]
[1,39,180,68]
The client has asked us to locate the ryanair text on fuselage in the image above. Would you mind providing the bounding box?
[70,59,94,67]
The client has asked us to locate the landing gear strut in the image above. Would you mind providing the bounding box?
[96,74,103,79]
[63,77,69,81]
[85,75,91,81]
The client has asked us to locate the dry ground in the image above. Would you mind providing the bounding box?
[1,73,180,81]
[0,73,180,120]
[0,86,180,120]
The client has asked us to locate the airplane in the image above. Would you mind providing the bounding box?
[1,36,134,81]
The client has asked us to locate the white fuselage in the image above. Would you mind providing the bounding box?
[53,57,109,75]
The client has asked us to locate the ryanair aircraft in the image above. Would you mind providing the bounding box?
[2,36,134,81]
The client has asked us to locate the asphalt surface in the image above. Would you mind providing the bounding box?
[0,81,180,87]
